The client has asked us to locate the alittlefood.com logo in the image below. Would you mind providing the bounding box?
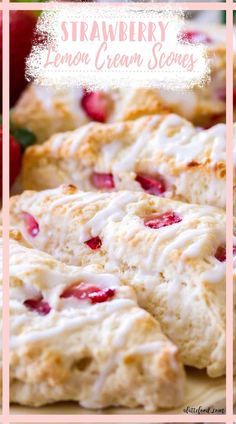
[26,5,210,90]
[183,405,225,414]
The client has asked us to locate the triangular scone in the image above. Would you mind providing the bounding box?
[21,114,225,210]
[11,81,224,145]
[9,187,226,377]
[7,229,185,410]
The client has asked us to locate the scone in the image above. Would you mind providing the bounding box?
[21,114,226,210]
[9,186,226,377]
[7,228,185,409]
[11,27,228,143]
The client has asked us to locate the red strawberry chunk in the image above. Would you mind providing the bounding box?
[85,236,102,250]
[21,211,39,237]
[91,172,115,189]
[61,283,100,299]
[60,282,115,304]
[215,246,226,262]
[24,296,51,315]
[136,174,166,196]
[144,211,182,229]
[215,245,236,262]
[81,91,110,122]
[89,288,115,304]
[180,30,212,44]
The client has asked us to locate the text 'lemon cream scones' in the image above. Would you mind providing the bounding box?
[11,27,229,143]
[21,114,226,210]
[9,187,226,377]
[8,229,185,409]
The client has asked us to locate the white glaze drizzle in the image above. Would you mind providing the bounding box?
[112,115,161,173]
[14,188,226,287]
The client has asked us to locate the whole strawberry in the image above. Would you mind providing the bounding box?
[0,13,2,112]
[9,133,22,189]
[0,127,22,196]
[9,11,37,107]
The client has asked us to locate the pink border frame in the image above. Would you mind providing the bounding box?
[226,0,233,419]
[2,2,10,422]
[1,1,234,423]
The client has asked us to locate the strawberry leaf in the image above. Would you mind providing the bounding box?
[11,127,36,151]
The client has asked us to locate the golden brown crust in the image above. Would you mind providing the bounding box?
[21,115,226,210]
[9,187,226,377]
[120,89,170,121]
[9,234,185,409]
[12,86,89,143]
